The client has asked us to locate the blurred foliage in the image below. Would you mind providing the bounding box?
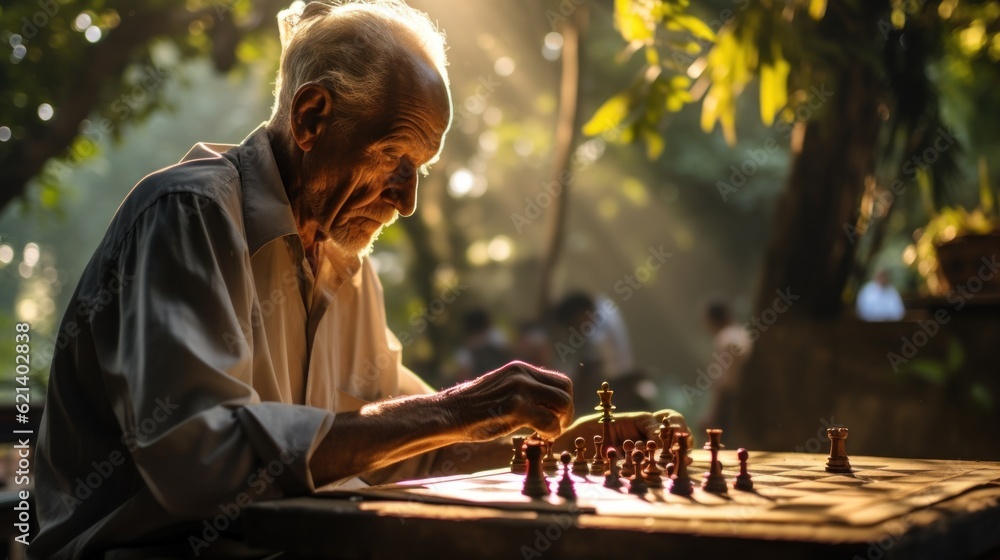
[0,0,284,214]
[909,157,1000,292]
[591,0,1000,297]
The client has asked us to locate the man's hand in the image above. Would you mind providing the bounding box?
[310,361,573,486]
[553,409,692,454]
[441,361,574,442]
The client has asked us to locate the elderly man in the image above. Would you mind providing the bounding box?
[30,1,685,558]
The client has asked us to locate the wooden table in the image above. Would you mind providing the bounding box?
[241,451,1000,559]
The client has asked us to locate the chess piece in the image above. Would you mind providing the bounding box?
[825,427,852,473]
[589,435,607,475]
[642,441,663,488]
[701,429,728,494]
[595,382,616,460]
[657,420,675,468]
[734,448,753,491]
[572,437,590,475]
[671,426,694,467]
[627,449,648,495]
[510,436,527,474]
[556,452,577,499]
[620,440,636,478]
[603,448,623,489]
[521,439,550,497]
[668,432,694,496]
[542,440,559,475]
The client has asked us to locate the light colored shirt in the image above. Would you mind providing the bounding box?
[30,126,430,559]
[856,280,905,321]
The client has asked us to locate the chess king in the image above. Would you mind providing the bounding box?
[29,1,688,558]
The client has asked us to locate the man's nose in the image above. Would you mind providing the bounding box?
[383,163,418,217]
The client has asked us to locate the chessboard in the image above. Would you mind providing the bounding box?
[355,449,1000,528]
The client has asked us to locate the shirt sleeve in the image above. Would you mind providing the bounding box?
[91,192,334,516]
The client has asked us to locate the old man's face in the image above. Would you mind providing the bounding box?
[301,51,451,256]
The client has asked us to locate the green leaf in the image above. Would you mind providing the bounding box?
[947,339,965,371]
[759,43,790,126]
[614,0,654,43]
[582,93,632,137]
[808,0,828,20]
[901,359,949,384]
[671,14,716,42]
[642,128,665,159]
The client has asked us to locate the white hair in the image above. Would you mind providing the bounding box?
[270,0,449,132]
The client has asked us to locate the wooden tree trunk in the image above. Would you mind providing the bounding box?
[753,63,883,318]
[536,3,587,320]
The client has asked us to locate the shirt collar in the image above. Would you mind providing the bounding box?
[180,125,362,278]
[180,124,298,257]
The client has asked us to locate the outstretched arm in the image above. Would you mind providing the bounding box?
[309,362,573,486]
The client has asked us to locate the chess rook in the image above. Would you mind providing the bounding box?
[510,436,527,474]
[701,429,728,494]
[657,420,674,468]
[668,431,694,496]
[542,440,559,475]
[825,427,852,473]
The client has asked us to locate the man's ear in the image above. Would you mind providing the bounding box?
[289,82,334,153]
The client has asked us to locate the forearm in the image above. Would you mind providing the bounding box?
[309,361,573,486]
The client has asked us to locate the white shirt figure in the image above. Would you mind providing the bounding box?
[856,270,905,321]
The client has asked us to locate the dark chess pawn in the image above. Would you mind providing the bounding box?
[627,449,649,495]
[557,452,577,500]
[632,441,646,476]
[572,437,590,475]
[510,436,527,474]
[603,448,624,489]
[734,447,754,491]
[642,441,663,488]
[620,440,636,478]
[521,439,550,498]
[589,435,607,475]
[542,440,559,475]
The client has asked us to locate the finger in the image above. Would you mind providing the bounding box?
[517,374,574,419]
[507,361,573,395]
[524,406,563,441]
